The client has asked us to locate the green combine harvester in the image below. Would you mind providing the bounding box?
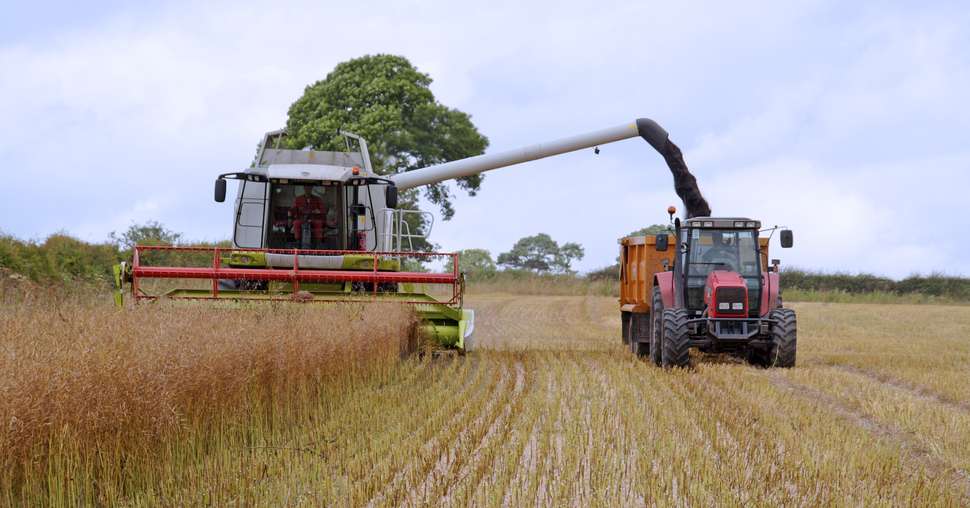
[115,118,678,351]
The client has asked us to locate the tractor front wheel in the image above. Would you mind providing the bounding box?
[767,308,797,368]
[661,308,691,368]
[750,308,797,368]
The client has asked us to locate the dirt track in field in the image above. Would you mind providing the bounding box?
[182,294,970,505]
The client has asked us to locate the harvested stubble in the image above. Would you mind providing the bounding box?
[0,294,417,504]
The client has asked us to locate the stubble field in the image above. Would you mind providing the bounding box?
[3,291,970,506]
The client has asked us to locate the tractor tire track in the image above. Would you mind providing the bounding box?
[767,372,970,501]
[829,364,970,414]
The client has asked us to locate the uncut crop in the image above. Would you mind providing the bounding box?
[0,293,416,505]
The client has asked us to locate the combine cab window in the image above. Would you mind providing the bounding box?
[267,182,343,249]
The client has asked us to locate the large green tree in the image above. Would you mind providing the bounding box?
[497,233,584,274]
[285,55,489,230]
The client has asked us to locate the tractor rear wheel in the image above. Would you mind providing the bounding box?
[767,308,797,368]
[649,287,664,366]
[630,313,650,357]
[661,308,691,368]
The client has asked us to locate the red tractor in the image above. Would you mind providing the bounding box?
[620,215,796,368]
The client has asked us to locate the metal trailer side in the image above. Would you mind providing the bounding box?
[619,235,676,314]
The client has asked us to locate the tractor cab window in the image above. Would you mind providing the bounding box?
[267,182,342,249]
[687,229,759,277]
[685,228,762,313]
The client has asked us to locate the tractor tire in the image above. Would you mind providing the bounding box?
[767,308,797,368]
[648,287,664,366]
[621,312,631,345]
[630,313,650,357]
[661,308,691,368]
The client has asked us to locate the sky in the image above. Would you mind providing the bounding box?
[1,0,968,278]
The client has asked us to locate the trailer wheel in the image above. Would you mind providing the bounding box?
[648,288,664,366]
[630,313,650,357]
[661,308,691,368]
[767,308,797,368]
[621,312,631,345]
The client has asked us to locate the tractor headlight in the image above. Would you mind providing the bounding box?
[734,221,745,227]
[732,302,744,310]
[719,302,730,310]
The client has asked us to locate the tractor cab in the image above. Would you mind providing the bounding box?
[679,218,764,318]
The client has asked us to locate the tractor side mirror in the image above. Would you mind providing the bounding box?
[655,233,669,251]
[780,229,794,248]
[385,185,398,209]
[214,178,227,203]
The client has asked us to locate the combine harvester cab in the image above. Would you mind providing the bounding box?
[620,212,798,368]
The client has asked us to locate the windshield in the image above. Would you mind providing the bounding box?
[267,182,342,249]
[687,229,760,277]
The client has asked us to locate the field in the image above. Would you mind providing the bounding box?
[3,290,970,505]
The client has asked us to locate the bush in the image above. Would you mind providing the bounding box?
[781,268,970,302]
[0,233,119,285]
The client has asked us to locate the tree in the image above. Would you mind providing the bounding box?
[285,55,490,251]
[109,221,182,251]
[497,233,584,274]
[458,248,497,280]
[627,224,670,236]
[587,224,670,280]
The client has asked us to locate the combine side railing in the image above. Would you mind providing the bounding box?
[127,245,462,307]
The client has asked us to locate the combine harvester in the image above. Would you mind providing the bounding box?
[115,118,770,355]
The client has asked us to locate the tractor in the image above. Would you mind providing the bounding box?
[620,215,796,368]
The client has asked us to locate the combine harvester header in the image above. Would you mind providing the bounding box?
[115,118,691,352]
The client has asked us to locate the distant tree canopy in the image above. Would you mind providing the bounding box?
[587,225,672,280]
[109,221,182,251]
[285,54,489,233]
[497,234,584,274]
[627,224,669,236]
[458,248,497,280]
